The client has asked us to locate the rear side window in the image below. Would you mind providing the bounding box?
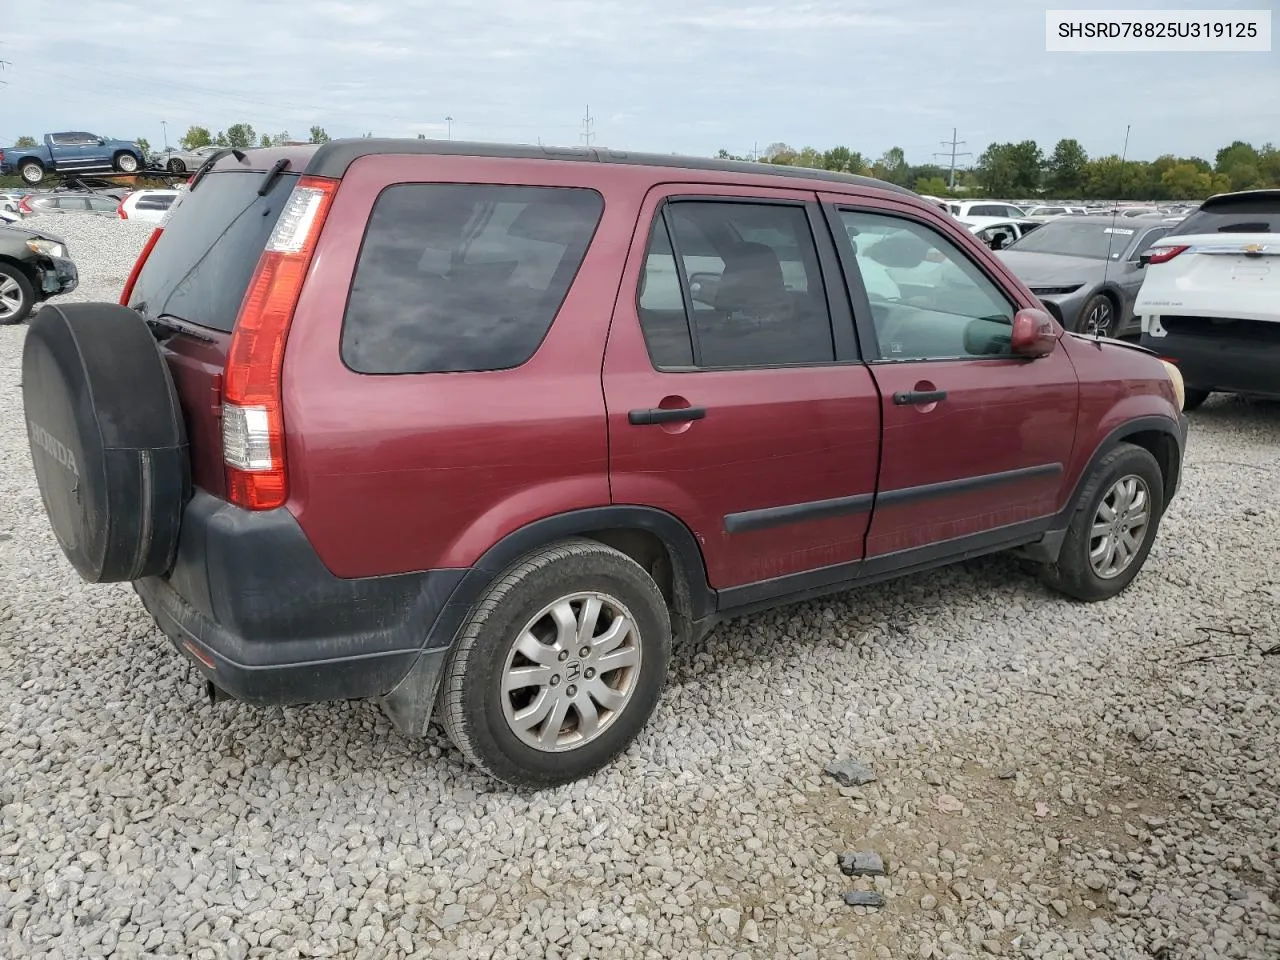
[1171,195,1280,235]
[340,184,603,374]
[128,171,297,332]
[135,195,174,211]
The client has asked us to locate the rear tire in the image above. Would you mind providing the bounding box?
[1039,442,1164,602]
[0,263,35,325]
[1182,388,1210,411]
[439,538,671,788]
[19,160,44,185]
[114,152,139,174]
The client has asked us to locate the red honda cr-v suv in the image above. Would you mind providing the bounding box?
[22,139,1188,787]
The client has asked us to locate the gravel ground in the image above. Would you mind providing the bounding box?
[1,216,1277,959]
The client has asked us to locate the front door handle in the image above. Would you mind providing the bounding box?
[628,406,707,425]
[893,389,947,406]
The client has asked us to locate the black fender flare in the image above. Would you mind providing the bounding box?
[1019,414,1186,565]
[423,505,714,652]
[1077,414,1186,508]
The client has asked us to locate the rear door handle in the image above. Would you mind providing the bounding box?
[893,389,947,405]
[628,406,707,425]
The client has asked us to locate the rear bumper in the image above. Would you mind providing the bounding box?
[133,490,464,707]
[1141,329,1280,400]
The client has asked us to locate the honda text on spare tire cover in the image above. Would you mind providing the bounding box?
[21,139,1189,789]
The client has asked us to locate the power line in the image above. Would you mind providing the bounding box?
[934,127,972,189]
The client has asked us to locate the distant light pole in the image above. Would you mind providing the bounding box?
[445,116,453,140]
[161,120,168,152]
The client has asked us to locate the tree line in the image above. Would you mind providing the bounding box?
[719,138,1280,201]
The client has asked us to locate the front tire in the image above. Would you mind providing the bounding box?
[0,263,35,325]
[167,158,186,174]
[1076,293,1115,336]
[439,538,671,788]
[1039,442,1165,602]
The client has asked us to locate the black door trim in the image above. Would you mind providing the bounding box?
[716,515,1054,614]
[724,491,874,534]
[877,462,1062,508]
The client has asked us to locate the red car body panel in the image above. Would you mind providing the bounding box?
[150,149,1183,590]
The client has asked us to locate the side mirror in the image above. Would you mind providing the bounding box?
[1010,306,1060,358]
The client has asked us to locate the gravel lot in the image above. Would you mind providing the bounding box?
[1,215,1277,959]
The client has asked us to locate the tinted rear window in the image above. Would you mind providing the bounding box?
[128,171,297,332]
[1170,195,1280,236]
[340,183,603,374]
[135,195,175,210]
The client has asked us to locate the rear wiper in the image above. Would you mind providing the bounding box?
[188,147,248,192]
[257,158,290,196]
[145,313,217,343]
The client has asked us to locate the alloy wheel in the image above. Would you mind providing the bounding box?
[1089,474,1151,579]
[500,591,642,752]
[0,275,25,321]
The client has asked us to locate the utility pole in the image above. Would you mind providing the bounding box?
[161,120,168,152]
[580,105,594,146]
[445,116,453,140]
[934,127,972,189]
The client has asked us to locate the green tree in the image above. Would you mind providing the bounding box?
[1257,143,1280,186]
[915,175,950,196]
[13,135,38,148]
[225,123,256,150]
[260,133,274,147]
[1045,138,1088,196]
[761,142,797,165]
[872,146,908,185]
[821,146,867,174]
[180,125,213,150]
[1161,164,1208,200]
[213,130,229,147]
[309,126,331,144]
[976,140,1044,196]
[136,137,151,158]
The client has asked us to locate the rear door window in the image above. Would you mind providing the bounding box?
[340,184,604,374]
[127,170,297,332]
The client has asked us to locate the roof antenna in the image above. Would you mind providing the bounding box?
[1098,123,1131,341]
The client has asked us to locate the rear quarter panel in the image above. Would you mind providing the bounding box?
[280,155,661,579]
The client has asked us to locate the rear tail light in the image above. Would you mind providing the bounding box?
[119,227,163,306]
[222,176,337,511]
[19,197,32,214]
[1146,244,1188,265]
[117,200,128,219]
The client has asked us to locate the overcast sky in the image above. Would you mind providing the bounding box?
[1,0,1276,166]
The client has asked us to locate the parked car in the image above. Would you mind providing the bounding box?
[116,188,180,223]
[996,215,1174,336]
[946,200,1027,219]
[1136,188,1280,409]
[0,220,77,324]
[157,144,222,175]
[0,132,146,184]
[1,192,26,214]
[19,192,122,218]
[962,216,1049,251]
[1026,205,1087,217]
[21,139,1188,788]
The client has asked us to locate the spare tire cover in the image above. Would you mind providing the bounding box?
[22,302,190,583]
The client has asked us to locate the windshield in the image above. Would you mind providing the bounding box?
[1005,220,1134,259]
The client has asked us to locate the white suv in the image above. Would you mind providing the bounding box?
[1135,189,1280,409]
[117,189,180,223]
